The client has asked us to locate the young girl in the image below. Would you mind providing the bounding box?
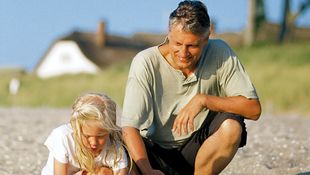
[41,93,128,175]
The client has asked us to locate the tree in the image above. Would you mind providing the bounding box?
[278,0,310,43]
[244,0,266,46]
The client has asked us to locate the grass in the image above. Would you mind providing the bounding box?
[236,41,310,114]
[1,41,310,114]
[0,61,130,107]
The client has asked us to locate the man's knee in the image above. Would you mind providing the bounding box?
[218,118,242,147]
[194,119,242,174]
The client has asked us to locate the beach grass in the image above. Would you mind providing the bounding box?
[236,41,310,114]
[1,41,310,114]
[0,61,130,107]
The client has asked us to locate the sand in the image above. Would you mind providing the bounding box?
[0,107,309,175]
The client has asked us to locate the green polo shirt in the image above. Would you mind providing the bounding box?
[119,39,258,149]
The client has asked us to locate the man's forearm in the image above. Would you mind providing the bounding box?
[122,127,153,174]
[201,94,261,120]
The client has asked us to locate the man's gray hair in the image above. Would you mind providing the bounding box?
[169,0,210,36]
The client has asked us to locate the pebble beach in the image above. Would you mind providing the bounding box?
[0,108,309,175]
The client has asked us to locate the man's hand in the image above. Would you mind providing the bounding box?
[147,169,165,175]
[135,159,165,175]
[172,94,206,136]
[139,168,165,175]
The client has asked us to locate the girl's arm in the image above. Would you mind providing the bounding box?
[54,158,68,175]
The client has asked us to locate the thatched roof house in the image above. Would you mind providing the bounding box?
[34,22,155,78]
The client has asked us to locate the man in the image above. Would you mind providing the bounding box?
[118,1,261,175]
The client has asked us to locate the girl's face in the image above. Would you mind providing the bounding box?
[81,120,109,156]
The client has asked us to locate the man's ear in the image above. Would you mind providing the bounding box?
[202,35,209,44]
[167,33,171,42]
[165,35,170,43]
[205,31,211,41]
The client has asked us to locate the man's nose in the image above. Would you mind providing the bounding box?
[179,46,190,57]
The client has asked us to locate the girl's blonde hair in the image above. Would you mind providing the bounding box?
[70,93,126,174]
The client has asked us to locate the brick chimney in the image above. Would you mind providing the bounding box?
[96,21,106,47]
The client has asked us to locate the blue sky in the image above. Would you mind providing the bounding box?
[1,0,309,71]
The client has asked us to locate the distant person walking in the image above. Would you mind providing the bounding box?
[9,78,20,95]
[118,1,261,175]
[41,93,129,175]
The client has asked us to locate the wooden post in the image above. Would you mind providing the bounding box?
[244,0,256,46]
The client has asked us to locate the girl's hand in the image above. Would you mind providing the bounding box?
[97,167,113,175]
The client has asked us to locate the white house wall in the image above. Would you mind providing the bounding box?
[36,41,99,78]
